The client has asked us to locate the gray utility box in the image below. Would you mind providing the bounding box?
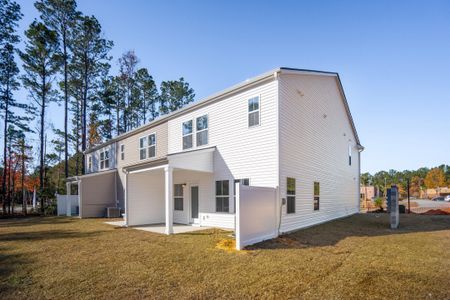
[387,186,399,229]
[106,207,121,218]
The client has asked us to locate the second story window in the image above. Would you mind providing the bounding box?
[248,96,260,127]
[348,144,352,166]
[87,156,92,172]
[139,134,156,160]
[139,137,146,160]
[148,134,156,158]
[99,149,110,170]
[196,115,208,146]
[182,120,193,150]
[120,144,125,160]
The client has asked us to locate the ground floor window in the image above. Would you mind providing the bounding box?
[174,184,184,211]
[314,182,320,210]
[287,177,296,214]
[216,180,229,213]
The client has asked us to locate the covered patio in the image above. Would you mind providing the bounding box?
[123,146,227,234]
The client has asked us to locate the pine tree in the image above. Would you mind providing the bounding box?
[0,0,25,214]
[35,0,79,180]
[159,77,195,114]
[69,15,112,174]
[134,68,158,124]
[20,21,61,211]
[118,50,139,131]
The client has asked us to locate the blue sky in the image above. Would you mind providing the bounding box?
[12,0,450,173]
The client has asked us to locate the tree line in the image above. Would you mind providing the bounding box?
[361,164,450,198]
[0,0,195,215]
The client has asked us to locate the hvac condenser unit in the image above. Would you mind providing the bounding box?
[106,207,121,218]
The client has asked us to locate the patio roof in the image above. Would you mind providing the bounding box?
[167,146,216,173]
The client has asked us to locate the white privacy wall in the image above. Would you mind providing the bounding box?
[167,77,279,194]
[127,169,165,226]
[236,184,279,250]
[57,194,79,216]
[278,73,360,233]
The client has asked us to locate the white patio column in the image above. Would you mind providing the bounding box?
[124,171,129,227]
[164,166,174,235]
[66,182,71,216]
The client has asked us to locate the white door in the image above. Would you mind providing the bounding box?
[190,186,199,224]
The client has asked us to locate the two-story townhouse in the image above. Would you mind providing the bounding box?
[65,67,363,244]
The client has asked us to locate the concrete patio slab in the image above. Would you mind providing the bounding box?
[104,220,211,234]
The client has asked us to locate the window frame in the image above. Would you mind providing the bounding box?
[314,182,320,211]
[139,135,147,160]
[87,155,92,172]
[348,144,352,166]
[196,114,209,147]
[174,184,184,211]
[120,144,125,161]
[248,95,260,128]
[148,133,156,158]
[138,133,157,160]
[182,120,193,150]
[99,149,110,170]
[215,180,230,213]
[286,177,296,214]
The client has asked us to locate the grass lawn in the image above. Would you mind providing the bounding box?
[1,214,449,299]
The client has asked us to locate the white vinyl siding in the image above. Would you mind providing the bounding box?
[279,73,360,233]
[168,78,279,190]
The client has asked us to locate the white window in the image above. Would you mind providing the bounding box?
[120,144,125,160]
[174,184,184,211]
[216,180,229,213]
[348,144,352,166]
[87,156,92,172]
[314,182,320,211]
[196,115,208,146]
[148,134,156,158]
[139,137,146,160]
[139,134,156,160]
[248,96,260,127]
[99,149,110,170]
[182,120,193,150]
[287,177,296,214]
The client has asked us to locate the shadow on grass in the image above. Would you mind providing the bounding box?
[0,246,34,296]
[0,216,75,228]
[249,214,450,250]
[0,229,106,242]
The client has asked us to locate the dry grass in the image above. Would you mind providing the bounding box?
[0,214,449,299]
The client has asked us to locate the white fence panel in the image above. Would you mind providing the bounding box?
[236,183,279,250]
[57,194,79,216]
[199,212,235,229]
[57,194,66,216]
